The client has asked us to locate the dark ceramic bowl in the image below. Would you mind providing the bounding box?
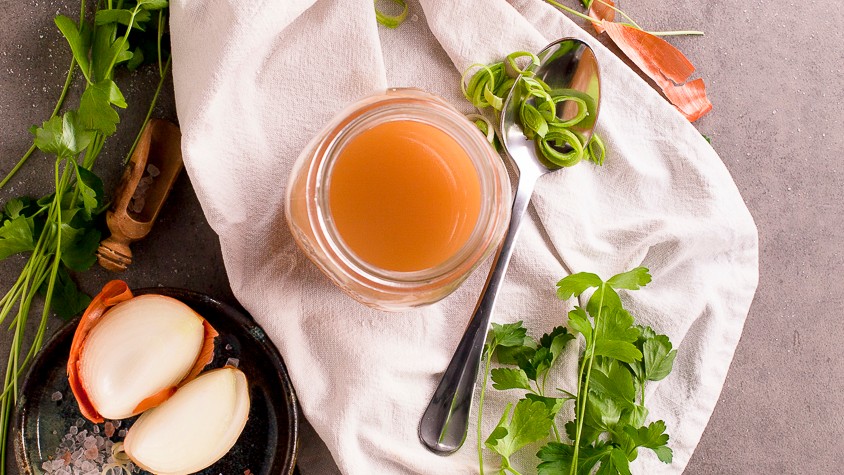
[13,287,299,474]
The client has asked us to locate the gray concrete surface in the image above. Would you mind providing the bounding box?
[1,0,842,473]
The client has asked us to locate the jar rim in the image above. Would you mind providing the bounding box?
[305,89,510,293]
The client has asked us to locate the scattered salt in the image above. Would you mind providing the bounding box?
[41,419,140,474]
[225,357,240,368]
[147,164,160,177]
[50,391,63,401]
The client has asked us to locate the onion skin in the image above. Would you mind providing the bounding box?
[67,281,219,423]
[67,280,134,423]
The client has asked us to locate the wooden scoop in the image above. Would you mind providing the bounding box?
[97,119,183,272]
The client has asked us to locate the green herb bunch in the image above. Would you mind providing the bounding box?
[477,267,678,475]
[0,0,172,470]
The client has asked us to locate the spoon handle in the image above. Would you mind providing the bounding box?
[419,174,538,454]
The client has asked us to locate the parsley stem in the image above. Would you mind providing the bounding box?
[595,0,641,29]
[478,347,494,475]
[544,0,594,23]
[647,30,704,36]
[124,55,171,165]
[570,284,606,475]
[103,7,140,77]
[157,10,165,76]
[641,379,646,406]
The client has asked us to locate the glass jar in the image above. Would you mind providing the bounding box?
[285,89,511,311]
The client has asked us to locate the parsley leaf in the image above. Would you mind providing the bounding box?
[622,420,673,463]
[30,112,92,159]
[137,0,169,10]
[78,80,127,135]
[0,216,35,260]
[95,9,152,31]
[556,272,602,299]
[39,266,91,320]
[588,361,636,408]
[54,16,92,82]
[592,306,642,363]
[537,442,611,475]
[606,267,652,291]
[568,307,593,347]
[488,321,529,350]
[491,368,533,392]
[60,226,101,272]
[486,399,556,469]
[75,165,105,218]
[595,448,632,475]
[91,23,133,83]
[643,334,677,382]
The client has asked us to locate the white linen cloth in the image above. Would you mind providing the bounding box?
[169,0,759,473]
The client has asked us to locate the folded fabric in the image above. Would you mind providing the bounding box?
[169,0,759,473]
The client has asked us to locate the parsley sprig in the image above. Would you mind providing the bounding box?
[477,268,678,474]
[0,0,171,470]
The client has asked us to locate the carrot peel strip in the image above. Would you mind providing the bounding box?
[67,280,134,423]
[588,0,615,34]
[601,20,711,121]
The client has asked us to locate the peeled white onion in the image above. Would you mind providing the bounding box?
[123,367,251,475]
[79,294,206,420]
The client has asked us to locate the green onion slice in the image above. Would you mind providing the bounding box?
[466,113,496,145]
[504,51,539,78]
[375,0,408,29]
[520,102,548,139]
[537,129,584,167]
[586,133,606,166]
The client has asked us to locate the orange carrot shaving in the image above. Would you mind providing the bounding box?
[67,280,134,423]
[601,20,712,121]
[588,0,615,34]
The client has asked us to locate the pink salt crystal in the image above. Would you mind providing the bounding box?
[50,391,62,401]
[147,164,160,177]
[104,421,115,437]
[84,446,98,460]
[130,198,145,213]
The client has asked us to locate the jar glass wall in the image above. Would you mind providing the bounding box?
[285,89,511,311]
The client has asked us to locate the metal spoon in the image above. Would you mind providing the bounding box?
[419,38,601,455]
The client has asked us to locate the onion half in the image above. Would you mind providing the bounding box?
[123,367,251,474]
[67,281,218,423]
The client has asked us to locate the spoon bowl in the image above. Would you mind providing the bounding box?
[419,38,601,455]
